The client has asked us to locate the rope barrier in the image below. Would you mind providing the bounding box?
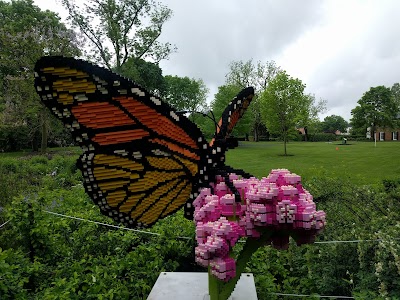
[42,210,399,244]
[43,210,192,240]
[270,292,355,299]
[0,220,10,229]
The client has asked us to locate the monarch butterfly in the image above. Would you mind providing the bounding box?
[34,56,254,228]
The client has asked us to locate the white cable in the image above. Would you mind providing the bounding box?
[315,239,386,244]
[0,220,10,229]
[43,210,192,240]
[43,210,398,244]
[270,292,355,299]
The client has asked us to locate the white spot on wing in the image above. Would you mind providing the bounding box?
[133,151,142,159]
[150,96,161,105]
[170,111,179,121]
[131,87,145,97]
[75,94,88,101]
[152,149,170,157]
[114,149,129,156]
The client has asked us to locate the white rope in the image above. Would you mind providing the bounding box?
[21,210,398,244]
[43,210,192,240]
[315,239,388,244]
[0,220,10,229]
[270,292,355,299]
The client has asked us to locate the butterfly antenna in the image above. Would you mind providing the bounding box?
[176,110,221,133]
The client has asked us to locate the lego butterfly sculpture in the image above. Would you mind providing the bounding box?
[34,56,254,228]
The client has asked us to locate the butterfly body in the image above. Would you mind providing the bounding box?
[34,56,254,227]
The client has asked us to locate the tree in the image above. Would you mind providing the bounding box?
[296,93,327,141]
[391,83,400,122]
[259,71,306,156]
[0,0,81,152]
[118,57,166,96]
[351,86,398,140]
[163,75,208,113]
[322,115,349,133]
[225,59,281,141]
[61,0,176,70]
[391,83,400,106]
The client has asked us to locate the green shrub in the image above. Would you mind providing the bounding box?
[0,125,30,152]
[1,153,400,299]
[0,248,30,299]
[309,133,338,142]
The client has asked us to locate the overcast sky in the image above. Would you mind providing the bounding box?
[34,0,400,121]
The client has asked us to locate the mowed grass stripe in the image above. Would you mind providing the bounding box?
[226,141,400,185]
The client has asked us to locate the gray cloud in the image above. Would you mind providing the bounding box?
[308,1,400,120]
[159,0,324,95]
[34,0,400,121]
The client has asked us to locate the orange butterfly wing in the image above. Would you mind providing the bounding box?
[210,87,254,148]
[34,56,210,227]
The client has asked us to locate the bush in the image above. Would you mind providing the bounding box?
[1,155,400,299]
[309,133,338,142]
[382,178,400,193]
[0,248,30,299]
[0,125,30,152]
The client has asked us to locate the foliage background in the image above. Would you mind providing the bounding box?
[0,143,399,299]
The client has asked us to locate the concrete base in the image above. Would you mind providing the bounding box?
[147,272,258,300]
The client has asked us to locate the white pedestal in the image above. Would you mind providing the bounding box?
[147,272,258,300]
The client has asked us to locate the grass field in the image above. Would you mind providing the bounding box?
[1,141,399,186]
[226,141,400,185]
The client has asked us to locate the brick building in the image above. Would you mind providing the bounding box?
[374,128,399,141]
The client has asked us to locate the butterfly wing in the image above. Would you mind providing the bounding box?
[210,87,255,148]
[34,56,210,227]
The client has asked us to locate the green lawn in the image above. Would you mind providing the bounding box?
[1,142,398,186]
[226,141,400,185]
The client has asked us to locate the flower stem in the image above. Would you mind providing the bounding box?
[208,229,273,300]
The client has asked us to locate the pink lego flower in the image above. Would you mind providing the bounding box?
[194,169,326,281]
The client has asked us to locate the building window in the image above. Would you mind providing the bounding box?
[393,131,398,141]
[379,132,385,141]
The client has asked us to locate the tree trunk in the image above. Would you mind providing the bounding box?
[304,126,308,142]
[254,125,259,142]
[283,133,287,156]
[40,108,48,153]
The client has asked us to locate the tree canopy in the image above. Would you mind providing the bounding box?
[322,115,349,133]
[0,0,81,152]
[351,86,398,137]
[61,0,176,70]
[391,83,400,114]
[162,75,208,113]
[118,57,165,96]
[260,71,306,155]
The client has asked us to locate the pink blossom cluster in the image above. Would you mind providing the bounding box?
[193,169,326,281]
